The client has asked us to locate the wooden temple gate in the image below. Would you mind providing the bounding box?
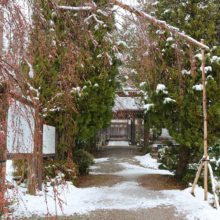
[98,108,146,145]
[107,121,130,141]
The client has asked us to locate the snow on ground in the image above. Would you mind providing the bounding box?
[6,160,15,184]
[6,180,220,220]
[107,141,129,146]
[162,186,219,220]
[89,160,172,176]
[134,153,161,169]
[93,158,109,163]
[6,181,164,218]
[110,162,172,176]
[89,165,100,170]
[4,155,220,219]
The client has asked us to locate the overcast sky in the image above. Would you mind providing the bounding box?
[113,0,140,29]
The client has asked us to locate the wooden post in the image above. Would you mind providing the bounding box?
[131,118,135,144]
[191,161,204,194]
[201,39,208,200]
[27,100,39,195]
[190,40,220,205]
[0,83,8,216]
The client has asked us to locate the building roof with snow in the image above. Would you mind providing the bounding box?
[112,95,143,112]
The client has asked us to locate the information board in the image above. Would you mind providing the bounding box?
[7,99,35,154]
[43,124,56,155]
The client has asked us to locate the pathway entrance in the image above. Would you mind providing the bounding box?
[17,146,218,220]
[75,146,187,220]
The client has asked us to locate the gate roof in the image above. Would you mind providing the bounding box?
[112,95,143,112]
[112,95,144,119]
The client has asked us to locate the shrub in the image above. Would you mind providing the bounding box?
[43,159,78,185]
[140,147,150,154]
[182,170,213,193]
[12,159,78,186]
[74,133,101,153]
[158,146,179,172]
[158,163,168,170]
[72,149,94,174]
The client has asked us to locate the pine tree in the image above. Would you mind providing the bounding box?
[30,0,120,156]
[141,0,220,179]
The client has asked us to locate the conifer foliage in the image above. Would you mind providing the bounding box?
[141,0,220,179]
[30,0,120,156]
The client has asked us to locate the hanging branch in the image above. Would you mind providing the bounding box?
[58,1,209,50]
[109,0,210,51]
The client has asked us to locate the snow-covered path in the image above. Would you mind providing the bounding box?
[5,147,220,219]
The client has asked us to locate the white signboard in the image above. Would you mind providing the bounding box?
[7,99,35,154]
[43,124,56,155]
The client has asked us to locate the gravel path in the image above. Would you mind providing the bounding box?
[72,146,186,220]
[18,146,187,220]
[81,146,185,220]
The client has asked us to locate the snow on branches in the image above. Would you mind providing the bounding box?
[109,0,209,51]
[58,5,93,11]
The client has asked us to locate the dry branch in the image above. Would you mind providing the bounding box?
[109,0,210,51]
[58,1,209,50]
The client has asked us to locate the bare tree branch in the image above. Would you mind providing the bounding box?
[109,0,210,51]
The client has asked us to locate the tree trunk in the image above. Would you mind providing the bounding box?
[176,145,189,180]
[0,84,9,216]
